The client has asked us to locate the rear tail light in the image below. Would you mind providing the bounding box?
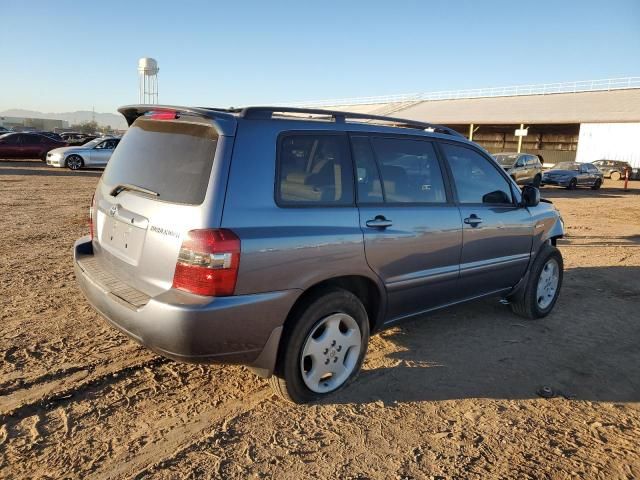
[89,194,95,240]
[172,229,240,297]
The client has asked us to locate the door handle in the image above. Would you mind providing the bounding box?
[366,216,392,229]
[464,214,483,227]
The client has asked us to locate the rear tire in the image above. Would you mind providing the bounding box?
[269,288,370,403]
[66,155,84,170]
[510,244,563,320]
[611,171,621,181]
[566,178,577,190]
[591,178,602,190]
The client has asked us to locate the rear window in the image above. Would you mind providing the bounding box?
[102,118,218,204]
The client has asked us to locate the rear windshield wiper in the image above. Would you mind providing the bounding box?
[110,183,160,198]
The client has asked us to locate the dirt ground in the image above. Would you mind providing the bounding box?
[1,159,639,480]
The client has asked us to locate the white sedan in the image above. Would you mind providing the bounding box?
[46,137,120,170]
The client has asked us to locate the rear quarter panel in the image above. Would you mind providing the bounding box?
[221,120,381,296]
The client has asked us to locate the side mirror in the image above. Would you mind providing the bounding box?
[521,185,540,207]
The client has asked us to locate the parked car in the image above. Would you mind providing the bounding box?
[592,160,633,181]
[38,131,64,142]
[60,132,99,145]
[0,132,67,160]
[493,152,543,187]
[541,162,603,189]
[74,105,565,403]
[47,137,120,170]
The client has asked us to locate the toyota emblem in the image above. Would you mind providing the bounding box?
[109,205,118,217]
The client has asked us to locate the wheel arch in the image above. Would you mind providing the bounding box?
[285,275,386,335]
[249,274,386,380]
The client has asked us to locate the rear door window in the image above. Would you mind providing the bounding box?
[369,137,447,203]
[277,133,353,206]
[101,118,218,205]
[1,135,19,145]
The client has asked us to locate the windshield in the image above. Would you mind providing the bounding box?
[493,153,519,167]
[553,162,580,171]
[102,118,218,204]
[82,138,103,148]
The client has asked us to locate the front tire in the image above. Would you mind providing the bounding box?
[611,171,621,181]
[66,155,84,170]
[510,244,563,320]
[269,288,370,403]
[591,178,602,190]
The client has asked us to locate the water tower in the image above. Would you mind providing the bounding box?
[138,57,159,104]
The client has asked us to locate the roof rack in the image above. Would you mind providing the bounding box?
[238,106,465,138]
[118,104,466,139]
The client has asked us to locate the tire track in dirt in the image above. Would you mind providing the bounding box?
[0,355,169,422]
[0,364,95,397]
[90,389,272,480]
[128,360,404,480]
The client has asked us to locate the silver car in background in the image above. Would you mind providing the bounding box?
[46,137,120,170]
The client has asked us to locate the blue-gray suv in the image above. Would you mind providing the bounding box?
[74,106,565,403]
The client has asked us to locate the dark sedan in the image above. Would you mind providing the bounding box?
[0,132,67,160]
[541,162,603,190]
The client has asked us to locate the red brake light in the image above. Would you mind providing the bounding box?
[148,111,178,120]
[172,229,241,297]
[89,194,95,240]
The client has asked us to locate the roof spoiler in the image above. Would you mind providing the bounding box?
[117,105,238,136]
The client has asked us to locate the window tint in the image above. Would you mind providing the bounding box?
[95,139,118,149]
[370,137,446,203]
[102,118,218,205]
[277,134,353,205]
[441,143,513,205]
[351,136,383,203]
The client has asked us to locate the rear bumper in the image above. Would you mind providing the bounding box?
[74,236,298,369]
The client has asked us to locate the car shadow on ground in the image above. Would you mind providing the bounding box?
[0,160,102,178]
[329,265,640,405]
[558,234,640,246]
[540,184,639,199]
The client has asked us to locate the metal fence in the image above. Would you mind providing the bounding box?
[283,76,640,107]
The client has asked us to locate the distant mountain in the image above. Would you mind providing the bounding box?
[0,109,127,129]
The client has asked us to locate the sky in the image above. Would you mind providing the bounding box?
[1,0,639,114]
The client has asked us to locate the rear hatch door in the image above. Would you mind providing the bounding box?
[91,112,232,298]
